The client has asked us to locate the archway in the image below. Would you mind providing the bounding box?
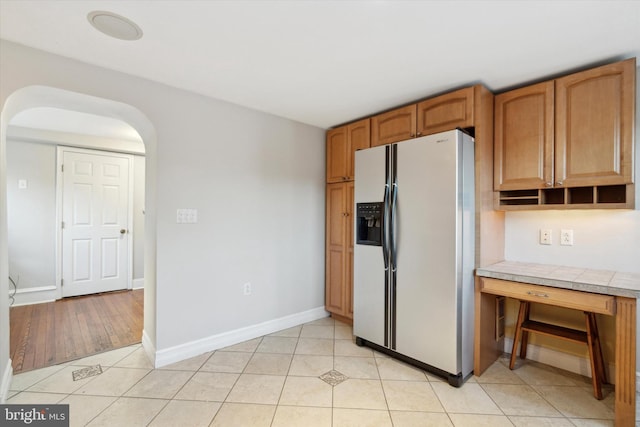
[1,86,158,393]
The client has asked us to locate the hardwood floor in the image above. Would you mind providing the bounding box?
[10,289,143,374]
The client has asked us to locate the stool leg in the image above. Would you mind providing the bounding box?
[585,312,604,400]
[588,312,607,384]
[510,301,528,370]
[519,302,531,359]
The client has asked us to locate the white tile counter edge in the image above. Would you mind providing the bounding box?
[476,261,640,298]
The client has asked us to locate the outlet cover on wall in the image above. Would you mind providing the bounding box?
[560,229,574,246]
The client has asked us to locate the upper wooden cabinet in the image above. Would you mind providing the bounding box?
[417,87,474,136]
[371,87,475,147]
[371,105,416,147]
[494,58,636,209]
[326,119,370,183]
[494,81,555,190]
[555,58,635,187]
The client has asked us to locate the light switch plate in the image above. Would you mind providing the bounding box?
[177,208,198,224]
[539,229,552,245]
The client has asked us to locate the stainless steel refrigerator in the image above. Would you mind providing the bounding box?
[353,129,475,386]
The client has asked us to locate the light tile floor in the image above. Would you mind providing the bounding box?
[8,317,616,426]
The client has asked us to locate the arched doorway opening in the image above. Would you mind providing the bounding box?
[1,86,158,385]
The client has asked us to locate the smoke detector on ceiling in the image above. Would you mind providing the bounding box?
[87,11,143,41]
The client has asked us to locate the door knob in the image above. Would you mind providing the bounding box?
[120,229,127,234]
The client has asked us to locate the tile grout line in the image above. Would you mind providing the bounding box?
[269,324,303,427]
[79,355,161,426]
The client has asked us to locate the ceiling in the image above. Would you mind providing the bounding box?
[1,0,640,129]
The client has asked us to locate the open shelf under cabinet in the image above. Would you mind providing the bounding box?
[496,185,634,210]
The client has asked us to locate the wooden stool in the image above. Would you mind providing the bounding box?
[509,301,607,400]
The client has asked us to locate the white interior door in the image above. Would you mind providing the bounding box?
[61,149,131,297]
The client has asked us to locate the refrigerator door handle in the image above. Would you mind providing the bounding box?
[382,183,390,271]
[390,184,398,272]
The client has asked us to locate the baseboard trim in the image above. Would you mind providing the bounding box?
[0,358,13,404]
[154,306,329,368]
[636,371,640,421]
[141,329,156,368]
[10,286,57,307]
[504,337,616,384]
[132,278,144,290]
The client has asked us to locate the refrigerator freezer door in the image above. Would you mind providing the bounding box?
[354,145,388,348]
[393,131,464,374]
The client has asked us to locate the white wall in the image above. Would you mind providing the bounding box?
[0,39,326,384]
[504,209,640,273]
[6,140,56,296]
[6,138,146,303]
[153,104,326,349]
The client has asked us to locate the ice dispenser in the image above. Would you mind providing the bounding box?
[356,202,383,246]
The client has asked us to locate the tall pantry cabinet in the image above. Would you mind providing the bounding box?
[325,119,370,321]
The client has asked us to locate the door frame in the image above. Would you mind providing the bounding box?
[55,146,136,299]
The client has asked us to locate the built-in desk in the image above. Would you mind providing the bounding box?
[475,261,640,427]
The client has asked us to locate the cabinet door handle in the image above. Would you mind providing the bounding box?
[545,182,552,187]
[416,132,422,136]
[556,181,564,186]
[410,133,415,138]
[526,291,549,298]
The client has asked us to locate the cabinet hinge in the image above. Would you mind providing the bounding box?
[61,164,64,172]
[61,221,65,229]
[61,279,64,287]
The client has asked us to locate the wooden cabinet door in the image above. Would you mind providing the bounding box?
[325,182,354,319]
[417,87,474,136]
[555,58,635,187]
[325,183,347,314]
[345,182,354,318]
[371,105,416,147]
[326,127,348,183]
[494,81,555,191]
[346,119,370,180]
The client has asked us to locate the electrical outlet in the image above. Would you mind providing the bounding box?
[560,229,574,246]
[539,229,552,245]
[243,282,252,295]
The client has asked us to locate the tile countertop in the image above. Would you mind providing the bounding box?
[476,261,640,299]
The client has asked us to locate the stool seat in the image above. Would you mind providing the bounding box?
[509,301,607,400]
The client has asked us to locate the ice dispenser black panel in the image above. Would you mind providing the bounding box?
[356,202,383,246]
